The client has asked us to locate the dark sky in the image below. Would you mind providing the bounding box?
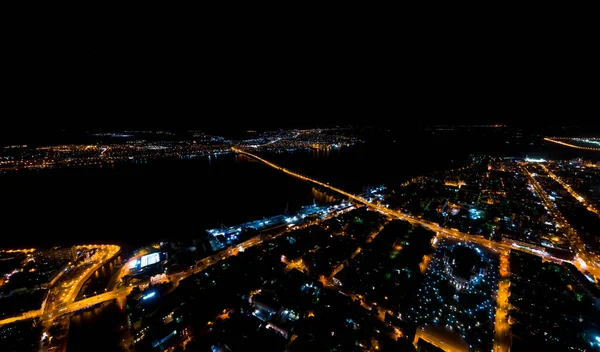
[3,15,597,136]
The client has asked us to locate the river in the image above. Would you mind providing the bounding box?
[1,131,597,249]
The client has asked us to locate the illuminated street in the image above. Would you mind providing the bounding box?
[494,251,511,352]
[544,137,600,151]
[2,130,599,351]
[232,146,600,352]
[522,162,600,277]
[39,245,120,352]
[234,147,577,263]
[539,163,600,216]
[2,19,600,351]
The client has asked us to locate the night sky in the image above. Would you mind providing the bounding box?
[3,17,596,139]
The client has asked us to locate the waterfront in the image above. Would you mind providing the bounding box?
[1,153,322,248]
[1,132,598,249]
[2,130,600,351]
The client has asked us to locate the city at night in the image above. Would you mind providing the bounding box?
[2,15,599,352]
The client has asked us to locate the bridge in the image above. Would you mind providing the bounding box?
[544,137,600,151]
[0,245,121,328]
[0,309,42,326]
[230,147,591,352]
[0,207,350,328]
[0,287,134,327]
[3,147,595,352]
[232,147,566,260]
[41,287,132,320]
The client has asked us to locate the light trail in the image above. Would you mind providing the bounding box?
[544,137,600,151]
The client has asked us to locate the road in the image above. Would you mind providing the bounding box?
[233,147,600,352]
[41,287,132,320]
[494,251,511,352]
[544,137,600,151]
[539,163,600,216]
[233,147,571,260]
[39,245,120,352]
[45,245,121,311]
[522,163,600,277]
[0,309,41,326]
[4,150,598,352]
[175,204,357,283]
[0,245,122,328]
[412,326,470,352]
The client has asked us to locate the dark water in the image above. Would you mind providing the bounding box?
[1,154,319,248]
[263,141,467,193]
[68,302,124,352]
[1,134,598,249]
[3,131,598,348]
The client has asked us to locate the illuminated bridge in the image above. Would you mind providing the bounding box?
[0,287,132,327]
[544,137,600,151]
[232,147,566,260]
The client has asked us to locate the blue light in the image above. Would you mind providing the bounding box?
[142,291,156,300]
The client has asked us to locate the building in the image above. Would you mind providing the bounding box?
[34,246,76,262]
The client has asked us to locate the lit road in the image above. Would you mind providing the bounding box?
[521,163,600,277]
[233,147,568,260]
[539,163,600,216]
[46,245,121,310]
[41,245,120,352]
[232,147,401,218]
[41,287,132,321]
[544,137,600,151]
[0,287,134,327]
[233,147,600,352]
[494,251,511,352]
[413,326,470,352]
[0,245,122,328]
[0,309,41,326]
[4,149,598,352]
[176,204,356,283]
